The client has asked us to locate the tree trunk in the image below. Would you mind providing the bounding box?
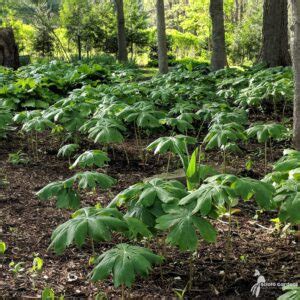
[210,0,227,71]
[115,0,128,62]
[77,35,82,60]
[0,27,19,69]
[261,0,291,67]
[291,0,300,149]
[156,0,168,74]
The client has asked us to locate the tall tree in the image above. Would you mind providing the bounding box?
[0,28,19,69]
[209,0,227,71]
[156,0,168,73]
[291,0,300,149]
[261,0,291,67]
[114,0,128,62]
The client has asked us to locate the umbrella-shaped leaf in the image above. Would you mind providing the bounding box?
[91,243,163,287]
[49,207,127,254]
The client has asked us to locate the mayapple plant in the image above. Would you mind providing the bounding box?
[37,171,116,209]
[246,122,289,173]
[91,243,163,299]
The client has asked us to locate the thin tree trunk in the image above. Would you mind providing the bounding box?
[210,0,227,71]
[115,0,128,62]
[0,28,19,69]
[156,0,169,74]
[291,0,300,149]
[77,35,82,60]
[261,0,291,67]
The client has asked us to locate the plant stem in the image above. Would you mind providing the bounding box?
[222,150,226,173]
[188,253,194,291]
[134,123,139,147]
[196,119,205,140]
[264,140,268,174]
[121,284,125,300]
[122,145,130,165]
[224,205,232,279]
[91,238,95,255]
[166,153,172,173]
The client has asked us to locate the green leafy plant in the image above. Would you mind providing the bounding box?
[31,256,44,272]
[37,171,116,209]
[91,243,163,297]
[0,241,6,254]
[85,118,126,144]
[204,122,246,172]
[156,206,217,251]
[71,150,110,169]
[36,180,80,209]
[41,287,55,300]
[246,123,289,172]
[147,135,197,172]
[277,285,300,300]
[8,151,30,165]
[72,171,116,190]
[49,207,127,254]
[57,144,79,164]
[185,147,218,190]
[9,261,25,275]
[108,178,187,228]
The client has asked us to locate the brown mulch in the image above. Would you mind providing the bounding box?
[0,132,298,299]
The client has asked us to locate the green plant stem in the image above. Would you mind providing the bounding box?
[121,284,125,300]
[122,145,130,165]
[91,238,95,255]
[188,253,194,291]
[136,125,142,149]
[134,123,139,147]
[111,145,116,160]
[224,205,232,279]
[196,119,206,140]
[222,150,226,173]
[166,153,172,173]
[264,140,268,174]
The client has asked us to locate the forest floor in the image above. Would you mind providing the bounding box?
[0,131,298,299]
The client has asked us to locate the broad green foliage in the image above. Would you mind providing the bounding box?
[180,174,275,214]
[36,180,80,209]
[277,285,300,300]
[37,171,115,209]
[273,181,300,224]
[49,207,127,254]
[118,102,165,129]
[73,171,116,189]
[22,116,54,133]
[91,243,163,287]
[246,123,288,143]
[211,110,248,125]
[186,147,218,190]
[0,108,12,138]
[124,217,153,239]
[147,135,197,155]
[264,149,300,224]
[71,150,110,169]
[8,151,29,165]
[160,117,194,133]
[109,178,188,228]
[204,122,246,150]
[156,206,216,251]
[147,135,197,171]
[85,118,126,144]
[57,144,79,158]
[234,67,293,108]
